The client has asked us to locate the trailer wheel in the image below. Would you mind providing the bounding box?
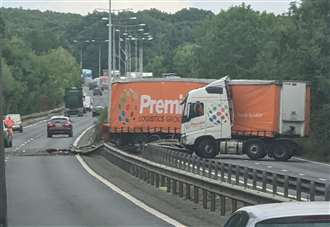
[195,137,217,158]
[271,141,292,161]
[244,139,266,160]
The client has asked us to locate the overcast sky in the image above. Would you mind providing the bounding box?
[0,0,293,15]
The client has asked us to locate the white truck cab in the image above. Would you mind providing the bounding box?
[181,76,232,158]
[180,77,310,160]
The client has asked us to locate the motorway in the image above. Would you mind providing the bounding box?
[5,92,172,226]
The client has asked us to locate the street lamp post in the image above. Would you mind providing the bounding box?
[139,39,143,77]
[107,0,112,124]
[98,43,102,77]
[134,38,138,74]
[112,26,116,76]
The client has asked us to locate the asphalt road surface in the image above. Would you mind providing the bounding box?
[5,111,171,226]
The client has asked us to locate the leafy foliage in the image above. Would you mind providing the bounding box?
[0,2,329,159]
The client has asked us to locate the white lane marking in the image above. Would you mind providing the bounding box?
[319,178,327,181]
[255,162,260,165]
[267,166,272,168]
[24,119,47,129]
[299,173,304,176]
[76,155,186,227]
[293,157,330,168]
[73,125,94,148]
[281,169,288,172]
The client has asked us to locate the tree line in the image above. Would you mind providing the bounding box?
[0,1,329,160]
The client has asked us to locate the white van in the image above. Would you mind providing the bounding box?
[83,96,93,112]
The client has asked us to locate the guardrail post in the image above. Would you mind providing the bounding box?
[262,171,267,192]
[167,177,171,193]
[197,158,201,175]
[208,161,214,178]
[220,196,226,216]
[179,182,184,198]
[284,175,289,197]
[309,181,315,201]
[188,156,193,172]
[161,175,165,187]
[252,169,257,190]
[235,165,240,185]
[227,164,232,184]
[155,174,160,188]
[272,174,278,194]
[220,163,225,182]
[231,199,237,213]
[172,180,177,195]
[185,183,191,200]
[244,167,248,188]
[325,183,330,201]
[296,178,302,201]
[202,159,206,176]
[210,192,216,212]
[192,157,196,174]
[214,163,219,180]
[194,186,199,204]
[202,189,208,209]
[151,172,155,186]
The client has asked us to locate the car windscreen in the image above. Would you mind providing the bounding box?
[256,215,330,227]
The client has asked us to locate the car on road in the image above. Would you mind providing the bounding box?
[93,87,103,96]
[47,116,73,138]
[6,114,23,132]
[224,202,330,227]
[2,121,13,147]
[92,105,105,117]
[83,95,93,112]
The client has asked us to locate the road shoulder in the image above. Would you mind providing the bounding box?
[81,153,227,227]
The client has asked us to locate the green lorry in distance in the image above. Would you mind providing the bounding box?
[64,87,84,117]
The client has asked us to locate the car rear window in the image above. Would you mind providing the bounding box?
[256,215,330,227]
[51,118,67,123]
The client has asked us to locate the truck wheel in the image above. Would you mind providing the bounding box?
[195,137,217,158]
[244,139,266,160]
[47,132,52,138]
[68,131,73,137]
[272,141,291,161]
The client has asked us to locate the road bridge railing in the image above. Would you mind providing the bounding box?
[142,144,330,202]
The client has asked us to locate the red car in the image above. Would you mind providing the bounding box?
[47,116,73,138]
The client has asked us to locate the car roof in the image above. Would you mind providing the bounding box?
[238,202,330,221]
[50,116,69,120]
[7,114,21,118]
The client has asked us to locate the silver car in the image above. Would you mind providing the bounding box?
[224,202,330,227]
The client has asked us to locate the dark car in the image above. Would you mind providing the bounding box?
[47,116,73,138]
[92,105,105,117]
[93,87,103,96]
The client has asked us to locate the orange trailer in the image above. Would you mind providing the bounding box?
[108,78,212,144]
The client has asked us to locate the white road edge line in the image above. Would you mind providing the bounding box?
[76,155,186,227]
[293,157,330,168]
[72,125,94,148]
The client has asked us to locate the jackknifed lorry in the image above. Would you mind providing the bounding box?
[106,77,311,161]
